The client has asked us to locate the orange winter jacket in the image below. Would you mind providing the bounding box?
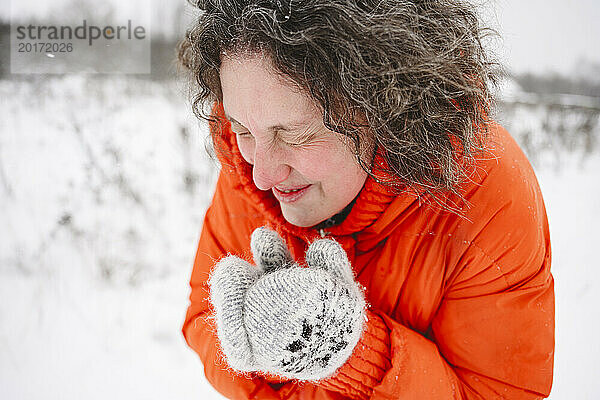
[182,103,554,400]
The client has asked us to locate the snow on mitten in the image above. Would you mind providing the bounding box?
[244,233,367,381]
[208,227,366,381]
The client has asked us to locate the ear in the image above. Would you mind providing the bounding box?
[305,238,356,285]
[250,227,294,273]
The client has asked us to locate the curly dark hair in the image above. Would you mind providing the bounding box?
[177,0,503,207]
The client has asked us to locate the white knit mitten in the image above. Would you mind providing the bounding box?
[208,227,366,381]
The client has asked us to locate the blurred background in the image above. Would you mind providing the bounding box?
[0,0,598,399]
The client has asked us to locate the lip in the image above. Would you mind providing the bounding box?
[272,184,311,203]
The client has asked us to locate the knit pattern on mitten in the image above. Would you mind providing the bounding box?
[208,227,366,381]
[208,255,261,372]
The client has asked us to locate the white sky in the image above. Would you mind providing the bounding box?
[2,0,599,76]
[483,0,600,75]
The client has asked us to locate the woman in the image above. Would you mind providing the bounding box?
[178,1,554,399]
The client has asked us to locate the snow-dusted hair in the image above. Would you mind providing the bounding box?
[178,0,502,203]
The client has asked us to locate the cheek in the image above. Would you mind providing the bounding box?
[236,137,255,164]
[294,143,361,184]
[290,150,328,180]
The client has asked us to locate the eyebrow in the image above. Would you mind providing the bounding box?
[225,114,306,132]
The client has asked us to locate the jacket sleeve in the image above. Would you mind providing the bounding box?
[315,203,554,399]
[182,170,284,400]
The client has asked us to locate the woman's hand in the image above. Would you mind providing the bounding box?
[208,227,366,381]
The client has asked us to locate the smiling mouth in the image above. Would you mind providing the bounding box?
[278,187,306,193]
[272,184,311,203]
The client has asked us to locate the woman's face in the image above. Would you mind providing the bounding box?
[219,55,369,228]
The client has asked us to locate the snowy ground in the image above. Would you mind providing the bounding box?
[0,75,598,399]
[538,154,600,400]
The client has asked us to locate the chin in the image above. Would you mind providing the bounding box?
[282,214,317,228]
[281,209,323,228]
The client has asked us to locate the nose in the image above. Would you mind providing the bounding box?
[252,143,291,191]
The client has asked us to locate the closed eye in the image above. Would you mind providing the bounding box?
[227,117,251,137]
[279,130,318,147]
[232,126,253,139]
[282,137,312,147]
